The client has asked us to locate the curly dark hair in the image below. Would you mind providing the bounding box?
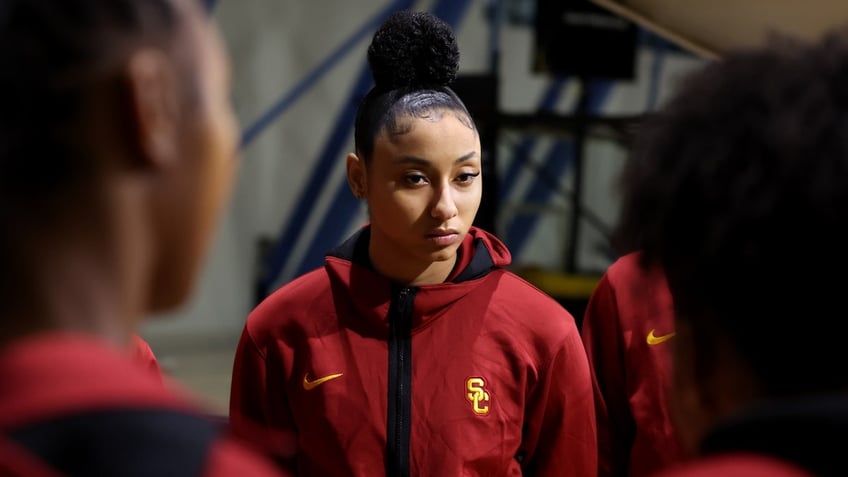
[354,10,474,163]
[616,29,848,396]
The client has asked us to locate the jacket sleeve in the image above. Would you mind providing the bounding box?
[582,274,634,477]
[229,325,298,473]
[520,319,598,477]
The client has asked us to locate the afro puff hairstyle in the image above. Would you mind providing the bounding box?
[353,10,474,163]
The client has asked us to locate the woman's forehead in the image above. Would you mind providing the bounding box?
[372,114,480,163]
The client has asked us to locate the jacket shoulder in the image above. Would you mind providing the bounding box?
[604,252,666,289]
[496,270,575,313]
[245,268,332,339]
[488,270,579,340]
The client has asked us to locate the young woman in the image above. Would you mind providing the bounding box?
[230,10,596,476]
[0,1,283,475]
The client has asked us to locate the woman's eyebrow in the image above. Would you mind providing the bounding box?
[394,151,478,165]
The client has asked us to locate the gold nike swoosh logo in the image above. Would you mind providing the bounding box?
[647,329,676,345]
[302,372,343,390]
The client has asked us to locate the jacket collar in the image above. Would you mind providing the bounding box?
[324,226,510,332]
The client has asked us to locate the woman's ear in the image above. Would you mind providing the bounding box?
[121,48,181,170]
[346,153,367,199]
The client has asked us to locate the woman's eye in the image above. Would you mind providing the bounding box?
[405,174,428,185]
[457,172,480,183]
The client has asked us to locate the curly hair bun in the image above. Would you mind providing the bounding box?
[367,10,460,91]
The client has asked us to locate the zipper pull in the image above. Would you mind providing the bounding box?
[396,286,414,317]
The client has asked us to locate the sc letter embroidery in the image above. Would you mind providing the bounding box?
[466,377,490,415]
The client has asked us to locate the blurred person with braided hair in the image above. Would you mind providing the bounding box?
[0,0,287,475]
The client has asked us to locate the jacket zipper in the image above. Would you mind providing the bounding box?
[386,285,416,477]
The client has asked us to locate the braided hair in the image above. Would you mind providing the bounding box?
[353,10,475,163]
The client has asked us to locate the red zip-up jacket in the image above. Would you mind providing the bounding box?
[582,253,683,477]
[0,333,287,477]
[230,226,597,476]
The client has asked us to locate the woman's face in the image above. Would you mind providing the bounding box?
[363,109,482,270]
